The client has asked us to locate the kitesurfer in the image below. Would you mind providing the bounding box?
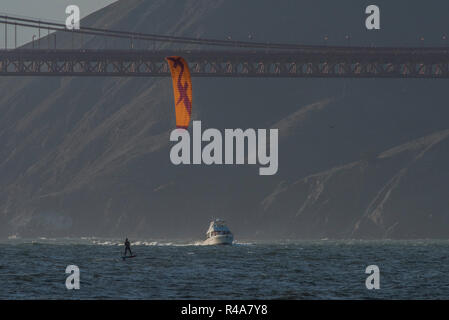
[124,238,133,256]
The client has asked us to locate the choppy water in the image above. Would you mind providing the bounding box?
[0,238,448,299]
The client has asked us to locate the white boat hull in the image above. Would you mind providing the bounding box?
[203,234,233,245]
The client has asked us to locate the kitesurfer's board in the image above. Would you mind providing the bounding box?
[122,255,136,260]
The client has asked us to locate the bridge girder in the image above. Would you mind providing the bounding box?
[0,49,449,78]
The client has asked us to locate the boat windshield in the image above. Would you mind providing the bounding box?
[208,230,231,237]
[206,219,232,237]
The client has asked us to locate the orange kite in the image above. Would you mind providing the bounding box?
[166,56,192,129]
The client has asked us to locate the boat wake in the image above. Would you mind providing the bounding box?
[91,239,207,247]
[90,239,254,247]
[1,237,254,247]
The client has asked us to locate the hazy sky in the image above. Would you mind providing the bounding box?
[0,0,117,47]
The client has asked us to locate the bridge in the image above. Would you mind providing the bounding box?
[1,14,449,78]
[2,48,449,78]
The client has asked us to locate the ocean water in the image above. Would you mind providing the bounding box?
[0,238,448,299]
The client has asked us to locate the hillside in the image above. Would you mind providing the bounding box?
[0,0,448,239]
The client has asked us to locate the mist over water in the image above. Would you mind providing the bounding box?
[1,238,448,299]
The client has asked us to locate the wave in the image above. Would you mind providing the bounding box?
[1,237,255,247]
[233,241,254,246]
[90,239,254,247]
[91,240,205,247]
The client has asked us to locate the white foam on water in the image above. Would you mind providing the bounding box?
[131,241,204,247]
[92,240,122,246]
[232,241,254,246]
[89,239,204,247]
[1,237,255,247]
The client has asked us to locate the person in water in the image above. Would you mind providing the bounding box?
[124,238,133,256]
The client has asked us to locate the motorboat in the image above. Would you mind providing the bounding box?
[203,219,233,245]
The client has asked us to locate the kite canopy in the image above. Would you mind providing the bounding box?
[166,56,192,129]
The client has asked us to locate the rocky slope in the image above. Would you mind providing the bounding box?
[0,0,448,239]
[260,129,449,238]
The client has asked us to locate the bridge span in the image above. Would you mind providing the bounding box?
[1,48,449,78]
[1,14,449,78]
